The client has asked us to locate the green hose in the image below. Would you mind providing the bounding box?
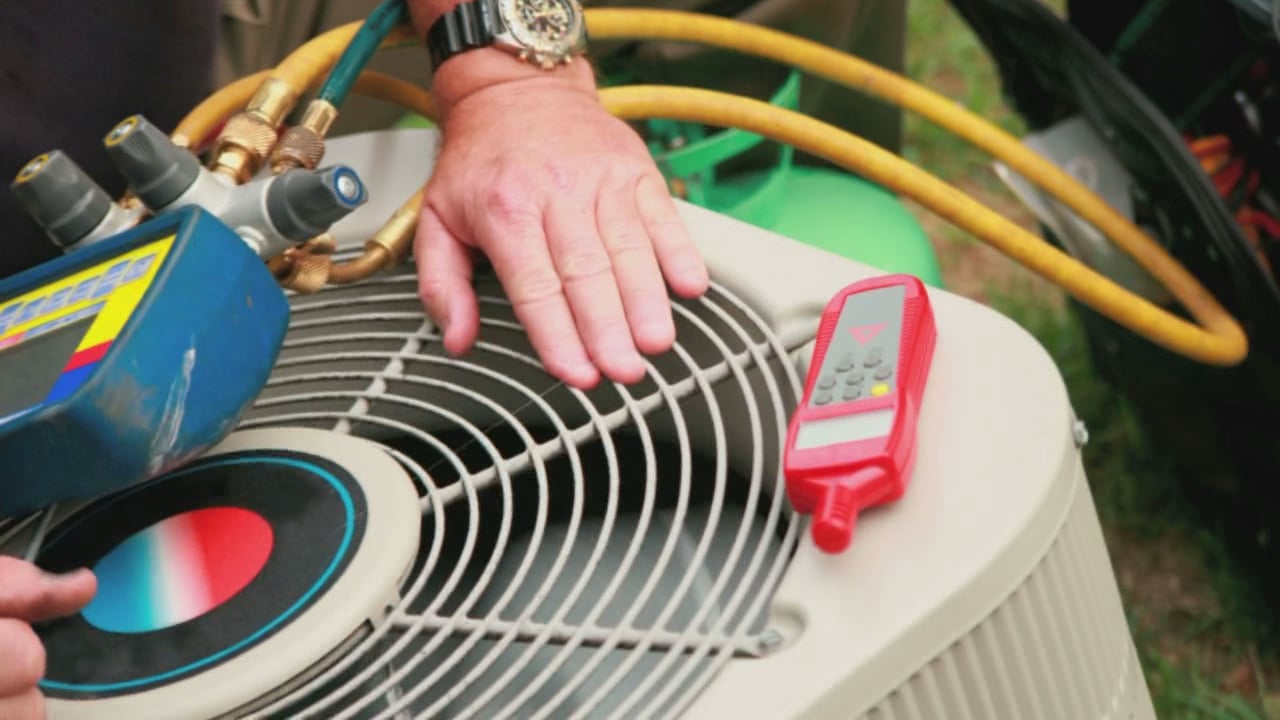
[316,0,409,107]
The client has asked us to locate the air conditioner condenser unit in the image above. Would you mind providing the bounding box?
[1,127,1156,720]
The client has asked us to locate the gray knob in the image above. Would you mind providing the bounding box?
[103,114,201,210]
[267,165,367,242]
[10,151,113,248]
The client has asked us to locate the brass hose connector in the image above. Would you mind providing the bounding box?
[211,78,299,183]
[272,244,388,290]
[271,100,338,174]
[327,243,392,285]
[326,190,422,285]
[275,199,414,289]
[269,233,339,293]
[367,191,419,266]
[300,232,337,255]
[277,252,335,293]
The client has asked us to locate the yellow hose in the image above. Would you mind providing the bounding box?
[179,8,1250,366]
[583,9,1246,362]
[174,71,271,145]
[605,86,1244,366]
[174,69,437,148]
[172,23,420,144]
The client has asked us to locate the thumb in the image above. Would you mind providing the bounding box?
[415,204,479,357]
[0,557,96,623]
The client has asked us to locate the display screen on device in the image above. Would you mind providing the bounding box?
[793,408,895,450]
[0,237,169,427]
[0,317,96,421]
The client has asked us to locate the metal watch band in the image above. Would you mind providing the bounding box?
[426,0,506,69]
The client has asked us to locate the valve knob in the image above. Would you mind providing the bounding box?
[103,114,202,210]
[10,151,114,249]
[266,165,367,242]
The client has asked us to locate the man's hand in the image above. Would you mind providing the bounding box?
[413,47,710,390]
[0,557,96,720]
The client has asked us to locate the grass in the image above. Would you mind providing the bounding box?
[902,0,1279,715]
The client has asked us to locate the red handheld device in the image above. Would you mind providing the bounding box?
[783,274,937,554]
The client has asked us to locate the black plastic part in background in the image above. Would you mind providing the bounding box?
[944,0,1280,621]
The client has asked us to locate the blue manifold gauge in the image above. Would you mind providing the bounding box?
[0,207,290,516]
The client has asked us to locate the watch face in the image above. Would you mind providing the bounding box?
[500,0,584,65]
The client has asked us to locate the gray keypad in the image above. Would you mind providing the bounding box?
[807,284,905,408]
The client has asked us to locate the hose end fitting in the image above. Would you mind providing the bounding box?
[277,251,334,293]
[247,78,300,128]
[369,196,419,267]
[212,112,279,184]
[210,77,298,183]
[270,100,337,175]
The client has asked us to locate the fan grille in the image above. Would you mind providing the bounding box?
[224,261,804,719]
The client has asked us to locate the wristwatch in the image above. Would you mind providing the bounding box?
[426,0,589,71]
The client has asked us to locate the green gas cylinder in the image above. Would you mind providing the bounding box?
[642,71,943,288]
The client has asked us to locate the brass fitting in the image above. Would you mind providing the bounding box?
[246,78,298,126]
[268,190,420,290]
[327,243,392,285]
[326,191,421,285]
[267,251,296,280]
[117,190,144,211]
[300,233,337,255]
[278,252,334,294]
[367,193,419,265]
[270,100,338,174]
[210,78,299,184]
[211,113,277,183]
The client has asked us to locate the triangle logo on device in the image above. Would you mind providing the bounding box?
[850,322,887,344]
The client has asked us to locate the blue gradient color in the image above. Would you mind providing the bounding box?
[82,525,160,634]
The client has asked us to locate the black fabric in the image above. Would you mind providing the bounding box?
[946,0,1280,353]
[0,2,222,279]
[947,0,1280,621]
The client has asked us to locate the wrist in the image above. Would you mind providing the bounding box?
[431,47,597,113]
[408,0,596,114]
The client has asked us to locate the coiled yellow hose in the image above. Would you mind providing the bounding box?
[176,8,1249,367]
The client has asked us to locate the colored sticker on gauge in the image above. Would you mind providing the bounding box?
[0,237,174,421]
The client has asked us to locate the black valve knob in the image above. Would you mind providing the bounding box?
[266,165,367,242]
[103,114,203,210]
[10,151,114,249]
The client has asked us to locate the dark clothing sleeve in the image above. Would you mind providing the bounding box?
[0,2,222,278]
